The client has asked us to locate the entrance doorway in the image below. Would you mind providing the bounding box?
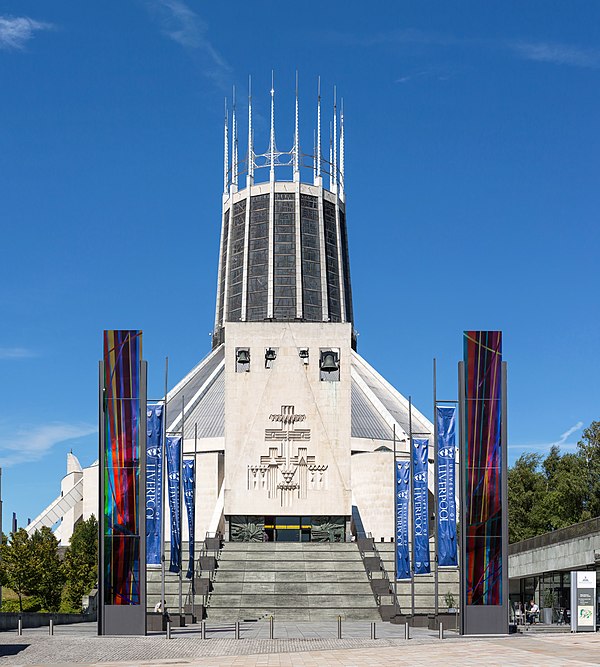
[264,516,312,542]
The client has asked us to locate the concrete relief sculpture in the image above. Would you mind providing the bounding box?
[247,405,328,507]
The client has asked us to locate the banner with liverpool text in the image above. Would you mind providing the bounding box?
[436,406,458,566]
[182,459,195,579]
[165,435,182,574]
[412,438,431,574]
[395,460,411,580]
[146,403,163,566]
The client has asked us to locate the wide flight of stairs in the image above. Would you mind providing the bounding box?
[206,542,380,622]
[146,542,199,612]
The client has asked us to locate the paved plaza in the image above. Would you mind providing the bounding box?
[0,622,599,666]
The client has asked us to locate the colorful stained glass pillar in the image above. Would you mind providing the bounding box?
[458,331,508,635]
[99,330,147,636]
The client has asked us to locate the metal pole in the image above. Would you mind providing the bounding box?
[0,467,2,610]
[404,621,410,640]
[235,621,240,639]
[439,620,444,640]
[49,618,54,635]
[18,616,22,635]
[201,620,206,639]
[393,424,398,610]
[409,396,415,619]
[179,396,184,618]
[166,620,171,639]
[192,422,198,622]
[98,361,105,635]
[337,615,342,639]
[370,621,376,639]
[433,358,439,618]
[161,357,168,618]
[269,615,274,639]
[458,361,465,636]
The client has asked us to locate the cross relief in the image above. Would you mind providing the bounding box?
[248,405,328,507]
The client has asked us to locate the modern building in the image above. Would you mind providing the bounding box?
[28,81,461,619]
[509,517,600,620]
[29,82,437,547]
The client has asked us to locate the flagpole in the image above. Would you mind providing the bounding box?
[393,423,397,610]
[409,395,415,619]
[179,396,184,618]
[192,422,197,621]
[161,357,168,616]
[434,358,439,618]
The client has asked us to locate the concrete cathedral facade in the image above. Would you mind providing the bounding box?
[29,82,436,549]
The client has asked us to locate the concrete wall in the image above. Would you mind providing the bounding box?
[351,450,394,541]
[82,462,98,523]
[0,612,93,632]
[509,524,600,579]
[223,321,352,518]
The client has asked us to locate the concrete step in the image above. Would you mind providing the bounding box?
[206,542,380,622]
[207,608,381,622]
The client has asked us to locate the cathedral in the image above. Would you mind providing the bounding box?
[29,81,434,548]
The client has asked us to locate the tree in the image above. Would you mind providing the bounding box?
[508,453,545,542]
[0,529,36,612]
[508,420,600,543]
[541,447,589,529]
[62,516,98,612]
[577,421,600,518]
[29,527,65,612]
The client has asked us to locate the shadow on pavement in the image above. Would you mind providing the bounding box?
[0,644,29,657]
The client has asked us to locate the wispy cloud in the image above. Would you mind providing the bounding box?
[322,27,457,49]
[322,28,600,73]
[0,15,53,51]
[395,69,454,84]
[145,0,231,87]
[509,421,584,453]
[510,41,600,69]
[0,347,37,360]
[0,422,96,468]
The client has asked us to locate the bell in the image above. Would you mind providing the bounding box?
[320,351,339,372]
[236,349,250,364]
[265,348,277,361]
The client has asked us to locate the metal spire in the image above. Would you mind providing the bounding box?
[329,121,333,189]
[313,129,317,181]
[332,86,337,191]
[340,97,345,195]
[247,75,254,186]
[223,98,229,195]
[293,70,300,180]
[269,70,275,181]
[232,86,238,189]
[316,76,322,182]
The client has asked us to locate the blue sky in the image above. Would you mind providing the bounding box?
[1,1,599,529]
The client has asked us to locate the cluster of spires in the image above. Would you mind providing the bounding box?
[223,74,345,197]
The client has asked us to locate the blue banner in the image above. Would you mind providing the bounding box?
[165,435,181,574]
[146,404,163,566]
[395,460,411,580]
[182,459,195,580]
[412,438,431,575]
[436,406,458,567]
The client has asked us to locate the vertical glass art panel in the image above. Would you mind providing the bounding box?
[464,330,502,605]
[103,330,142,605]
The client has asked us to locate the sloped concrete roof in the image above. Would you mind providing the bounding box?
[165,345,433,443]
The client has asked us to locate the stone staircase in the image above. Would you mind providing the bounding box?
[357,538,460,620]
[206,542,381,622]
[376,542,459,614]
[146,542,201,612]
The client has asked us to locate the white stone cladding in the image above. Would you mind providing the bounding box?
[223,320,352,518]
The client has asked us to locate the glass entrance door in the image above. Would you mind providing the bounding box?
[275,516,300,542]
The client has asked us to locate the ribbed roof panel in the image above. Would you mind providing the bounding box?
[350,378,393,441]
[183,371,224,439]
